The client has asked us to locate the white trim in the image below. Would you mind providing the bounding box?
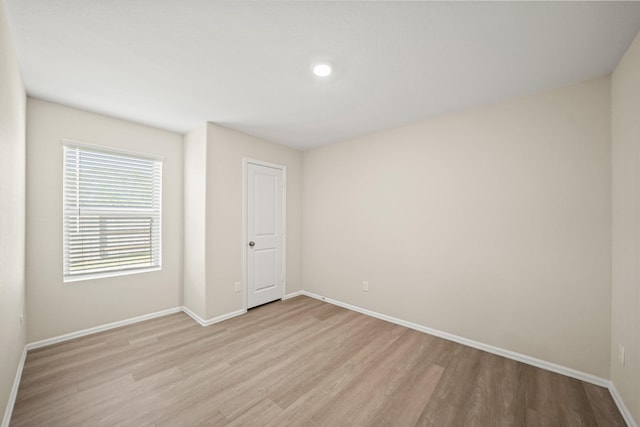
[61,138,165,161]
[242,158,247,309]
[182,306,246,327]
[26,307,182,350]
[1,346,27,427]
[181,306,207,326]
[610,383,638,427]
[282,166,287,302]
[243,158,287,173]
[1,305,249,425]
[5,296,635,426]
[283,291,303,300]
[25,305,247,351]
[62,143,163,280]
[64,266,161,283]
[301,291,611,388]
[242,158,287,310]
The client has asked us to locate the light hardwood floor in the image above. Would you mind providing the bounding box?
[11,296,625,426]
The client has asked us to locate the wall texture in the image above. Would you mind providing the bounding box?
[26,98,184,342]
[0,0,26,423]
[183,124,207,319]
[205,123,303,319]
[303,77,612,378]
[611,30,640,424]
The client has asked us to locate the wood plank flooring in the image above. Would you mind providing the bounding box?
[10,296,625,426]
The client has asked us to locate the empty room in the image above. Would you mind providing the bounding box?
[2,1,640,426]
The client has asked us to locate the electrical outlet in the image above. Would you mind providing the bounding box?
[19,313,23,325]
[618,344,625,366]
[234,281,241,293]
[362,281,369,292]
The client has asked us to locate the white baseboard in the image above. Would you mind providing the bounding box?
[610,383,638,427]
[302,291,640,425]
[283,290,303,300]
[182,306,246,327]
[301,291,610,388]
[26,307,183,350]
[26,304,248,350]
[181,306,207,325]
[2,346,27,427]
[3,305,243,426]
[8,295,637,427]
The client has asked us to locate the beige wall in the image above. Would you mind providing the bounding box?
[611,31,640,424]
[183,124,207,319]
[26,98,184,342]
[4,19,633,423]
[0,0,26,423]
[303,77,612,378]
[205,123,303,319]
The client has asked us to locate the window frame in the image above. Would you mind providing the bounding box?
[62,140,163,283]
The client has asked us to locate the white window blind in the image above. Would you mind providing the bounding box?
[63,144,162,280]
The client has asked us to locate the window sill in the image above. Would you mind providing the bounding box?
[64,267,161,283]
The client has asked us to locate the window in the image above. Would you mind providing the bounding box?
[63,143,162,281]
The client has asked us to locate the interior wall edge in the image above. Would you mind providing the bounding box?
[283,291,304,300]
[610,28,640,427]
[0,346,26,427]
[0,0,27,422]
[610,383,639,427]
[25,306,183,350]
[24,303,251,350]
[182,306,246,327]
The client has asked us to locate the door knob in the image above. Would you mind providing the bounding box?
[249,241,255,247]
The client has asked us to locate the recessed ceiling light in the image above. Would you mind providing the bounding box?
[313,63,332,77]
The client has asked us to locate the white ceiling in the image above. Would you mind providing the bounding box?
[5,1,640,150]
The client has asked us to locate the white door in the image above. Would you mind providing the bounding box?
[246,161,285,309]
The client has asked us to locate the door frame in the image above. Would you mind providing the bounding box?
[242,157,287,310]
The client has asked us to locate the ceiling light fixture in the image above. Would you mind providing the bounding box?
[312,63,332,77]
